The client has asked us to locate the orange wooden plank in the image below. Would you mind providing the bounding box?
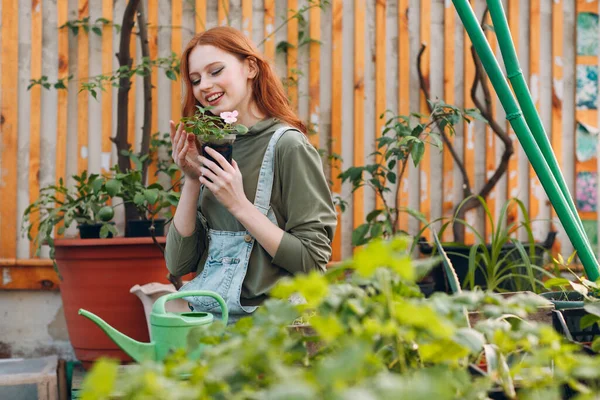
[442,1,455,242]
[287,0,299,112]
[397,0,409,232]
[485,10,496,240]
[330,0,342,261]
[242,0,252,38]
[263,0,276,63]
[420,0,431,239]
[29,0,42,256]
[172,0,182,125]
[505,0,519,232]
[308,2,320,147]
[463,0,476,244]
[148,0,159,185]
[77,0,89,174]
[218,0,229,26]
[0,262,59,290]
[101,0,113,173]
[0,0,19,259]
[55,0,69,239]
[529,0,541,235]
[375,0,386,210]
[354,0,365,231]
[196,0,206,32]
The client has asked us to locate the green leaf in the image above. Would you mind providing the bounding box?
[584,302,600,318]
[91,26,102,36]
[80,358,118,398]
[134,193,145,206]
[105,179,122,197]
[166,70,176,81]
[543,277,570,289]
[143,189,159,205]
[411,141,425,167]
[352,224,370,246]
[580,313,599,330]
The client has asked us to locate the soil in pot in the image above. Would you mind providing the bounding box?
[198,134,236,166]
[78,223,115,239]
[126,219,166,238]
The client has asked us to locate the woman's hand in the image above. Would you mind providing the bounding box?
[199,147,251,216]
[170,120,202,180]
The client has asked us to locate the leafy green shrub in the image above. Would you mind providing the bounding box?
[81,236,600,399]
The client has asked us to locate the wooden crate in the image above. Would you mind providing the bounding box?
[0,356,58,400]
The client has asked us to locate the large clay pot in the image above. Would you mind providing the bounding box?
[54,237,170,369]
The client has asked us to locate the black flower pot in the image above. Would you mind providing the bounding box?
[78,223,114,239]
[200,134,236,165]
[126,219,166,238]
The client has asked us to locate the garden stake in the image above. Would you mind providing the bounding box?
[451,0,600,281]
[486,0,586,237]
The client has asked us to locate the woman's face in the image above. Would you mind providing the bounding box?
[187,44,256,116]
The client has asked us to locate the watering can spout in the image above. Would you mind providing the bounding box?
[78,309,156,362]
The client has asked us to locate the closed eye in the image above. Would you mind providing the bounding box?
[190,67,223,86]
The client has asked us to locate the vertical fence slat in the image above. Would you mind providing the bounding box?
[196,0,206,31]
[506,0,519,235]
[442,1,454,242]
[529,0,541,239]
[263,0,275,62]
[452,5,465,241]
[551,0,563,253]
[375,0,386,211]
[29,0,42,256]
[330,0,342,260]
[517,0,531,240]
[77,0,89,174]
[419,0,431,238]
[252,0,264,45]
[353,0,365,231]
[146,0,158,185]
[398,0,410,232]
[17,1,32,259]
[341,0,354,257]
[297,0,309,123]
[287,0,298,112]
[430,0,444,235]
[171,0,182,125]
[538,0,552,242]
[157,0,173,189]
[55,0,69,238]
[242,0,252,38]
[218,0,229,26]
[128,23,136,153]
[364,0,376,216]
[407,0,420,236]
[101,0,112,173]
[484,8,496,240]
[384,0,397,212]
[308,1,320,147]
[89,1,102,172]
[0,0,19,258]
[561,0,576,257]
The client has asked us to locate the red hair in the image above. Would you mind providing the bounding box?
[180,26,306,133]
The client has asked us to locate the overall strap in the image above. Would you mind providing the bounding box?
[253,126,292,215]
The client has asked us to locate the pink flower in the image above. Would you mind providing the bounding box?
[220,110,238,124]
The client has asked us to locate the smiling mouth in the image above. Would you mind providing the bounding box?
[206,93,224,103]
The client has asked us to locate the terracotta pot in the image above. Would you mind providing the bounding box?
[55,237,169,369]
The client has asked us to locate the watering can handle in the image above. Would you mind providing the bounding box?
[153,290,228,326]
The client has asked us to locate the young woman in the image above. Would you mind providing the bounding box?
[165,26,337,321]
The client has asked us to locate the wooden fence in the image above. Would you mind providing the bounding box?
[1,0,598,289]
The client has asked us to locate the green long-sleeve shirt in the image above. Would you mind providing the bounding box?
[165,118,337,306]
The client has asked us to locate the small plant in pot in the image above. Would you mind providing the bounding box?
[106,166,180,238]
[178,105,248,165]
[22,171,118,266]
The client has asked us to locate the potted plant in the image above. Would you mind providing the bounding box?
[22,171,117,265]
[106,167,179,238]
[178,105,248,165]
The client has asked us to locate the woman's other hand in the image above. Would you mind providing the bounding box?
[170,120,202,180]
[199,147,251,216]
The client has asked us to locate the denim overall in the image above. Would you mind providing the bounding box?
[179,126,292,323]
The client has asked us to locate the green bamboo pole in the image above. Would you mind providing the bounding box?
[486,0,586,237]
[451,0,600,281]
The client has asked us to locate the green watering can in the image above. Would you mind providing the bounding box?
[78,291,228,363]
